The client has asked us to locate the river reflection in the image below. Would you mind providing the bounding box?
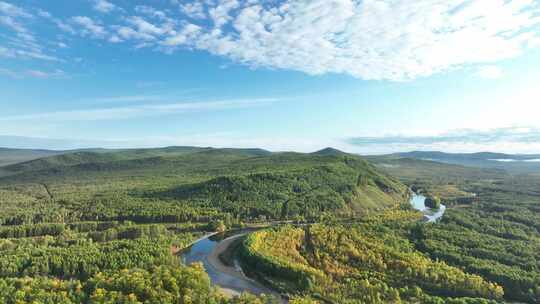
[410,193,446,222]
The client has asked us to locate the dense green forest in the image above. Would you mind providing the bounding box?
[239,177,540,303]
[0,147,406,303]
[365,156,539,303]
[0,147,407,225]
[237,155,540,303]
[239,213,504,303]
[414,189,540,302]
[0,147,538,303]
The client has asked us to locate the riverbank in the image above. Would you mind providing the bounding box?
[207,233,285,301]
[207,234,247,280]
[179,227,287,303]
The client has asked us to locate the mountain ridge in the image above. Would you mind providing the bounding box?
[0,146,408,219]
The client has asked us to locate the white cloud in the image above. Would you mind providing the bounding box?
[100,0,540,81]
[187,0,540,81]
[0,1,32,18]
[108,35,121,43]
[26,69,66,78]
[346,126,540,154]
[162,23,201,46]
[475,65,504,79]
[36,9,51,19]
[3,0,540,81]
[135,5,167,19]
[180,2,206,19]
[208,0,238,28]
[0,3,66,64]
[71,16,107,38]
[0,67,66,79]
[126,16,174,36]
[115,26,149,41]
[0,98,279,121]
[93,0,116,13]
[54,19,76,34]
[0,46,60,61]
[0,15,28,33]
[109,14,181,44]
[0,1,39,47]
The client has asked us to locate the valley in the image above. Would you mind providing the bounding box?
[3,1,539,303]
[0,147,538,303]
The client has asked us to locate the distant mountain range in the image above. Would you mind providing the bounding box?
[0,147,119,167]
[397,151,540,161]
[3,145,540,174]
[0,146,344,170]
[390,151,540,173]
[0,146,272,169]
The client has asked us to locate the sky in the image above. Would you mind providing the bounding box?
[1,0,540,154]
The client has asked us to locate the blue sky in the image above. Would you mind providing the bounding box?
[1,0,540,153]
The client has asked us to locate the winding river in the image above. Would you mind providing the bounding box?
[180,230,282,299]
[179,194,445,299]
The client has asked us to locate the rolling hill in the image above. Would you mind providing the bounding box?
[0,146,408,224]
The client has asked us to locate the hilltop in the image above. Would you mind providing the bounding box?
[311,147,348,156]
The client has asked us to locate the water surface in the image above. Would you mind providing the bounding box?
[180,232,274,296]
[410,193,446,222]
[489,158,540,162]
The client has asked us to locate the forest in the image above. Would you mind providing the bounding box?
[239,214,505,303]
[235,153,539,303]
[0,147,538,303]
[0,148,407,225]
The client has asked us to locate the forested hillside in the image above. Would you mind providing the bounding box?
[240,213,504,303]
[0,147,407,225]
[0,147,407,303]
[240,178,540,303]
